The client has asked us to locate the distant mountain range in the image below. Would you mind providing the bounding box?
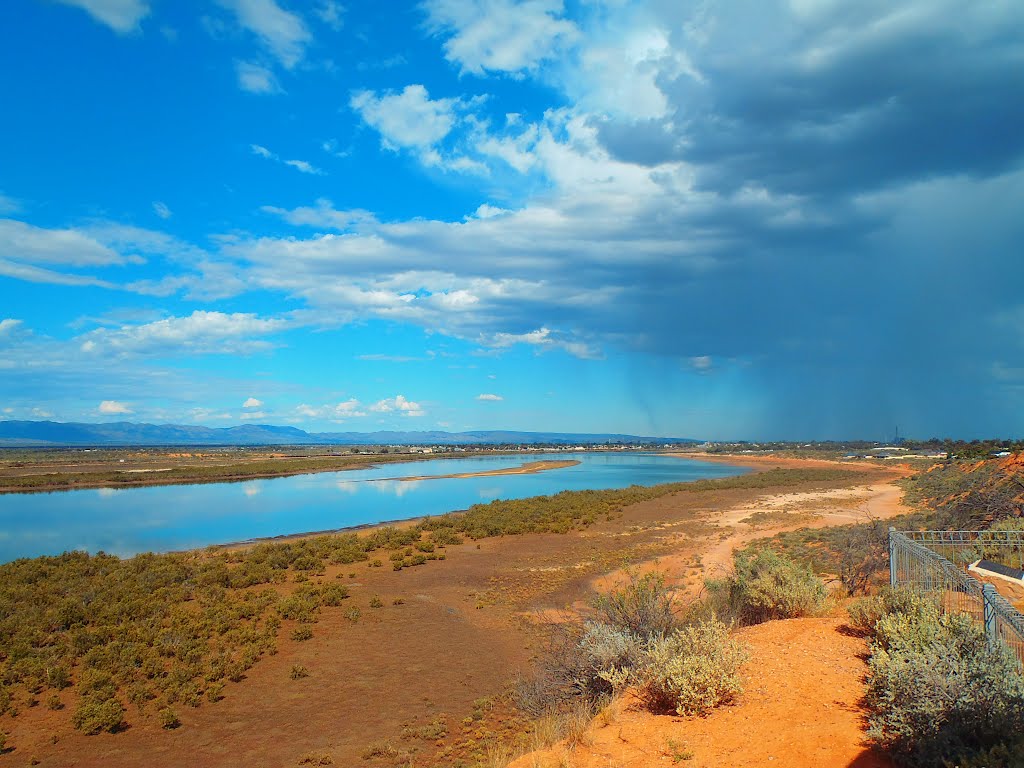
[0,420,700,447]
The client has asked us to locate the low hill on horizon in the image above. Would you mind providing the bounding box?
[0,420,700,448]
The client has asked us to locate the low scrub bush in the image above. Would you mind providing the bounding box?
[847,587,931,636]
[713,550,828,625]
[361,741,399,760]
[865,593,1024,766]
[640,617,748,716]
[159,707,180,729]
[592,573,677,639]
[518,576,749,722]
[72,694,125,735]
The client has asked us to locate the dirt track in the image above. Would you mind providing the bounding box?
[519,460,915,768]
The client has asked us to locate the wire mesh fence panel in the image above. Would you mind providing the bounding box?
[900,530,1024,570]
[889,530,1024,668]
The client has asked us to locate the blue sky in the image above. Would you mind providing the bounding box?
[1,0,1022,440]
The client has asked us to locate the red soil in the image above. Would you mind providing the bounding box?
[510,617,893,768]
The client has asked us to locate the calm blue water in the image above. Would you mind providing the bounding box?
[0,453,747,562]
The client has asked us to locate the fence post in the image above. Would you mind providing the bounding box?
[982,584,998,646]
[889,527,897,588]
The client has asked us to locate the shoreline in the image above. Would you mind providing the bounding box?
[389,458,580,482]
[0,450,523,495]
[7,453,792,559]
[193,455,747,554]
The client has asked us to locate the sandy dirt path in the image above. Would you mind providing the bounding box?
[509,617,893,768]
[691,480,910,588]
[589,469,911,602]
[518,462,913,768]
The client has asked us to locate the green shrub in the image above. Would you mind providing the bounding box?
[319,583,349,606]
[592,573,677,639]
[289,665,309,680]
[361,742,398,760]
[297,751,335,765]
[72,695,125,734]
[159,707,181,729]
[640,617,748,716]
[401,716,448,741]
[368,596,384,609]
[847,587,928,636]
[718,550,828,625]
[943,738,1024,768]
[866,606,1024,766]
[291,627,313,642]
[577,621,644,693]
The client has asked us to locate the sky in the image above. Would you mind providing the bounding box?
[0,0,1022,440]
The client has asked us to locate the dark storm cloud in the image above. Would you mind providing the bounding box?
[601,3,1024,196]
[575,2,1024,437]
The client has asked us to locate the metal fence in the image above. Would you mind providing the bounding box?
[889,528,1024,666]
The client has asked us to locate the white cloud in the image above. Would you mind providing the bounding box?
[239,410,268,420]
[218,0,311,68]
[261,199,374,231]
[476,393,503,401]
[189,408,233,422]
[350,85,458,152]
[422,0,578,76]
[486,327,600,359]
[251,145,324,175]
[316,0,344,29]
[571,24,679,120]
[0,319,23,339]
[0,219,133,267]
[0,260,115,288]
[321,139,350,158]
[98,400,133,414]
[357,354,419,362]
[284,159,324,175]
[55,0,149,34]
[0,218,172,289]
[236,61,282,94]
[369,394,425,417]
[243,397,263,408]
[77,310,290,357]
[295,399,367,420]
[689,355,713,372]
[152,201,172,219]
